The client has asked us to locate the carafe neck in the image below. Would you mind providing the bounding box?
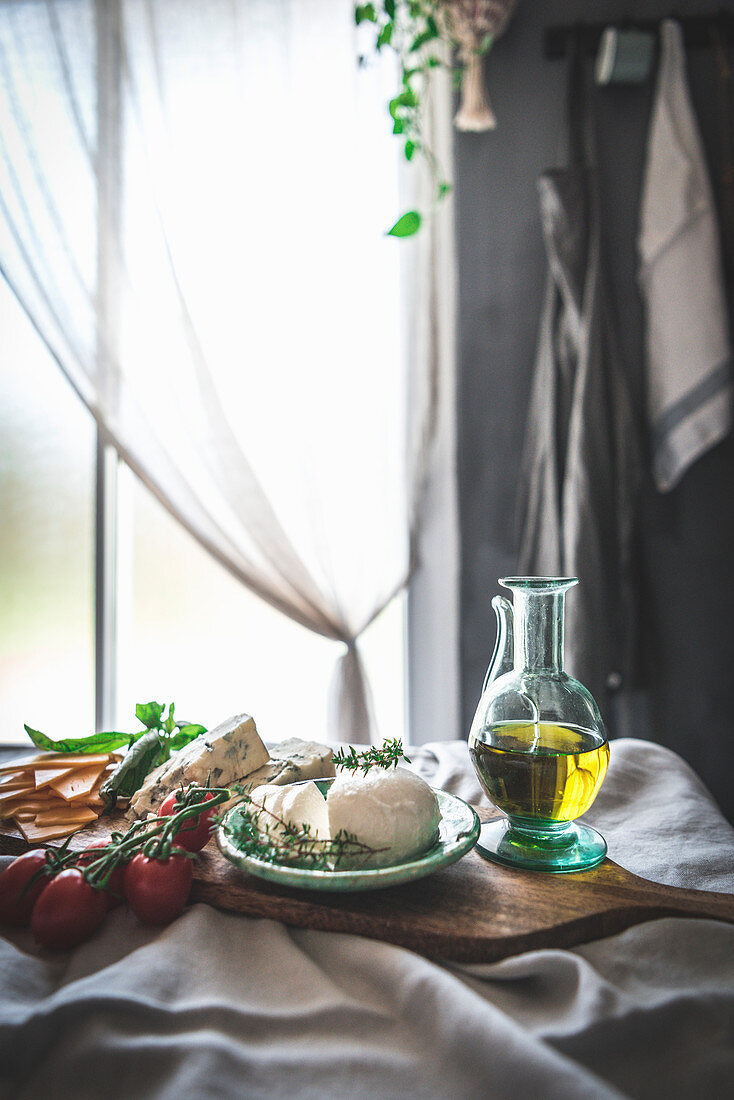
[512,590,565,674]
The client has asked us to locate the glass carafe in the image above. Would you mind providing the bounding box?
[469,577,609,872]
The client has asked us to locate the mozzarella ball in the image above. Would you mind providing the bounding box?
[326,766,440,868]
[250,781,330,840]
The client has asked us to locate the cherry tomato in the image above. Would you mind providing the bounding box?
[158,790,215,852]
[0,850,52,927]
[124,849,193,925]
[30,869,108,950]
[79,842,127,908]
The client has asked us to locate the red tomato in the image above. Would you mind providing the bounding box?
[79,842,127,908]
[124,849,193,926]
[0,850,52,927]
[158,790,215,852]
[30,869,108,950]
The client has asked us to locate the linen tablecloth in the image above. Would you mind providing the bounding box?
[1,738,732,1099]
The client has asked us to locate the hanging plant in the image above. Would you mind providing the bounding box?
[355,1,520,237]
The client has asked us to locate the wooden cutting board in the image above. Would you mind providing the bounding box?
[1,809,733,962]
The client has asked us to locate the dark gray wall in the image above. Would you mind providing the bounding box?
[456,0,734,821]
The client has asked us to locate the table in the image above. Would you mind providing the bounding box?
[1,737,732,1099]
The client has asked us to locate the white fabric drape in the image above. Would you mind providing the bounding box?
[638,19,732,492]
[0,0,450,742]
[1,739,733,1098]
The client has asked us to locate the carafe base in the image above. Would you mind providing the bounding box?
[475,817,607,872]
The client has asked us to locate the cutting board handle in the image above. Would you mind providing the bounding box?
[603,861,734,925]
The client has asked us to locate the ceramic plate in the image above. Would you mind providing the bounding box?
[216,780,480,893]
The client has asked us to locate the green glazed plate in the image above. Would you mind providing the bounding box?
[216,780,480,893]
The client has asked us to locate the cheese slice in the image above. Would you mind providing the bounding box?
[34,766,76,789]
[38,753,118,767]
[33,806,98,827]
[50,763,106,801]
[0,785,36,804]
[16,819,84,842]
[1,792,58,812]
[0,771,33,785]
[128,713,269,818]
[1,798,64,819]
[0,802,25,819]
[0,756,39,774]
[0,778,37,792]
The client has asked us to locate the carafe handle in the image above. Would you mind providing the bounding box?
[482,595,514,694]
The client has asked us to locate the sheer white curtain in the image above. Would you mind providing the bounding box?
[0,0,452,742]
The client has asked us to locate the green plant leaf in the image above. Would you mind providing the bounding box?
[389,96,407,119]
[135,701,166,729]
[355,3,377,24]
[410,28,438,52]
[376,22,393,49]
[24,724,134,754]
[169,723,206,750]
[384,0,396,18]
[387,210,422,237]
[162,702,176,735]
[389,89,418,121]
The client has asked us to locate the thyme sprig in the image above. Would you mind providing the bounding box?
[332,737,409,775]
[222,794,385,871]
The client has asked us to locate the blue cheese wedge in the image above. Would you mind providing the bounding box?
[220,739,335,811]
[241,739,335,791]
[128,713,268,819]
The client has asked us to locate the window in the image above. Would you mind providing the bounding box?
[0,263,407,745]
[0,277,96,741]
[116,463,406,742]
[0,0,414,747]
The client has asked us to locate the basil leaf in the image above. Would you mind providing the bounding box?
[169,723,206,751]
[24,725,133,754]
[135,701,166,729]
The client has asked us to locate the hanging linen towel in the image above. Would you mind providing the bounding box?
[516,36,640,710]
[638,19,733,492]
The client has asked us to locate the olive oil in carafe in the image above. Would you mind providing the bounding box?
[470,722,609,825]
